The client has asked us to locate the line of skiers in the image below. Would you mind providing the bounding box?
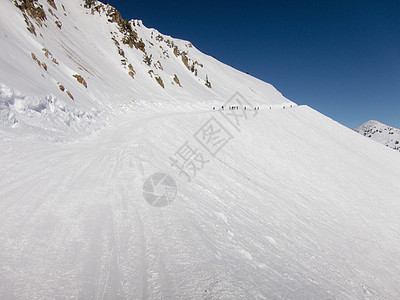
[212,105,293,111]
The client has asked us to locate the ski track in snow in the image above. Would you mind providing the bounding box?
[1,105,400,299]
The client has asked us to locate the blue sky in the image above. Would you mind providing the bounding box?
[108,0,400,129]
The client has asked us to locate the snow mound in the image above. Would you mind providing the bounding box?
[0,84,134,142]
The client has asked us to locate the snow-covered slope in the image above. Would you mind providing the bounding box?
[0,0,293,141]
[355,120,400,152]
[2,0,400,299]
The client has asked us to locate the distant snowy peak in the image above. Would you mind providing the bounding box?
[354,120,400,152]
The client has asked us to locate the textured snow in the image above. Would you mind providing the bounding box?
[1,0,400,299]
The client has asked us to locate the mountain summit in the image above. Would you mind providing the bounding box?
[1,1,400,299]
[354,120,400,152]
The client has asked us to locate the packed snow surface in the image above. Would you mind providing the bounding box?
[1,0,400,299]
[2,105,400,299]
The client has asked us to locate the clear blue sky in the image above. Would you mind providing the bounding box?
[107,0,400,129]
